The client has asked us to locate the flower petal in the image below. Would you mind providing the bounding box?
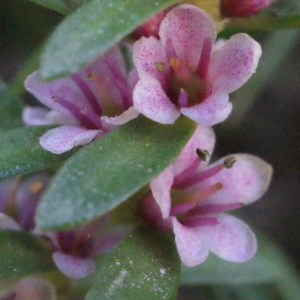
[22,106,51,126]
[101,106,139,126]
[0,213,20,230]
[173,125,215,179]
[133,37,169,86]
[173,218,209,267]
[150,166,174,218]
[52,251,96,279]
[180,92,232,126]
[198,213,257,262]
[133,77,180,124]
[208,33,262,94]
[159,4,216,70]
[202,154,273,206]
[40,125,101,154]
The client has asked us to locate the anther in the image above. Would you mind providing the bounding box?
[29,181,43,194]
[169,57,181,69]
[196,148,210,161]
[155,61,165,73]
[224,157,236,168]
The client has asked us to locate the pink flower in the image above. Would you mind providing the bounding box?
[139,125,272,267]
[132,4,262,126]
[0,175,130,279]
[220,0,275,17]
[24,46,139,154]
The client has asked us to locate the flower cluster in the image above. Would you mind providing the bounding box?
[22,3,272,279]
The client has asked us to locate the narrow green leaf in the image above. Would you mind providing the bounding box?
[30,0,87,15]
[0,126,74,179]
[37,116,196,230]
[40,0,178,80]
[0,230,55,278]
[86,227,180,300]
[0,81,23,131]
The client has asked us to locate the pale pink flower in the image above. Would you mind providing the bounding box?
[139,125,272,267]
[220,0,275,17]
[132,4,262,126]
[24,46,138,154]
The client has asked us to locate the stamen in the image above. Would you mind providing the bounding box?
[155,61,165,73]
[169,57,191,80]
[169,57,181,69]
[224,157,236,168]
[71,74,103,116]
[178,163,224,189]
[178,89,188,108]
[185,202,243,217]
[53,96,101,129]
[170,202,195,216]
[180,217,218,227]
[196,37,212,81]
[180,182,223,206]
[29,181,43,194]
[196,148,210,162]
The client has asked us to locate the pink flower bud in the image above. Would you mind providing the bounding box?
[220,0,275,17]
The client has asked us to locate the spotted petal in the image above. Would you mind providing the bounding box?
[173,217,209,267]
[52,251,96,279]
[133,77,180,124]
[207,33,262,94]
[201,154,273,206]
[40,125,101,154]
[159,4,216,70]
[180,92,232,126]
[198,213,257,262]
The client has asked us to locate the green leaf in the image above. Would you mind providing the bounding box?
[40,0,178,80]
[0,230,55,279]
[86,227,180,300]
[0,81,23,131]
[0,126,74,179]
[37,116,196,230]
[30,0,87,15]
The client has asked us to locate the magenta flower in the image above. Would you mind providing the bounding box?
[0,175,130,279]
[49,215,131,279]
[24,46,138,154]
[139,125,272,266]
[132,4,262,126]
[221,0,275,17]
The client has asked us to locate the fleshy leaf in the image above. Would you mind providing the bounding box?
[0,81,23,131]
[0,126,75,179]
[37,116,196,230]
[0,229,55,278]
[29,0,86,15]
[40,0,178,80]
[85,227,180,300]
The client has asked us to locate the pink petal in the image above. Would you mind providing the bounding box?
[22,106,50,126]
[40,125,101,154]
[150,166,174,218]
[133,37,169,87]
[101,107,139,126]
[52,251,96,279]
[159,5,216,70]
[207,33,262,94]
[25,72,89,120]
[172,125,216,178]
[180,92,232,126]
[200,154,273,206]
[0,213,20,230]
[173,218,209,267]
[14,277,56,300]
[198,213,257,262]
[133,77,180,124]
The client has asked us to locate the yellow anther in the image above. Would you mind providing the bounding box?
[29,181,43,194]
[169,57,181,69]
[155,61,165,73]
